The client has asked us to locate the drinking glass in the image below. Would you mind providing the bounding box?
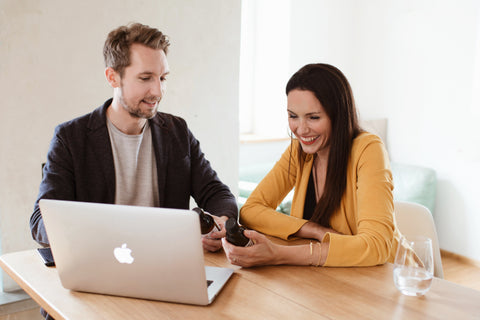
[393,236,434,296]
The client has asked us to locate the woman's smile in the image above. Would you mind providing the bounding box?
[287,89,332,155]
[298,135,320,145]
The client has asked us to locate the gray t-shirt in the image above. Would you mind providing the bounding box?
[106,118,159,207]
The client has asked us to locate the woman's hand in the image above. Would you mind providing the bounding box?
[221,230,280,267]
[202,215,228,252]
[294,221,341,242]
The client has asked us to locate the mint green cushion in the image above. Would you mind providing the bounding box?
[391,162,437,215]
[239,163,275,183]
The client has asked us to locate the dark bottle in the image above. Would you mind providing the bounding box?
[225,218,253,247]
[193,207,220,236]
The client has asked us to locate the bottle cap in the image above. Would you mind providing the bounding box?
[225,218,240,233]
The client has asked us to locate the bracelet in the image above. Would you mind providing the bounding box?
[315,242,322,267]
[309,241,314,266]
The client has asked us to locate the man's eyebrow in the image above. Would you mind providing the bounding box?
[138,71,170,76]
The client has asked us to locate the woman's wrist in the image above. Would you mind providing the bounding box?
[275,243,299,265]
[275,243,317,266]
[272,242,288,265]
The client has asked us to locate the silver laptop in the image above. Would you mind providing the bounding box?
[39,199,234,305]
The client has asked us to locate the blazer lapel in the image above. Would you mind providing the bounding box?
[150,115,168,206]
[86,102,116,202]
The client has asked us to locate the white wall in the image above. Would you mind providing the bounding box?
[286,0,480,261]
[0,0,240,291]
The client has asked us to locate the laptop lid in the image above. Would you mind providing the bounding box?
[39,199,233,305]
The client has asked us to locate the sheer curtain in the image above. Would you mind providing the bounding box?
[239,0,291,139]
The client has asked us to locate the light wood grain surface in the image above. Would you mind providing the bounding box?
[1,246,480,320]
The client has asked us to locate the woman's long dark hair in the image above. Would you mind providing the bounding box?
[286,64,362,227]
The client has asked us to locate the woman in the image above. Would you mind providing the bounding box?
[222,63,403,267]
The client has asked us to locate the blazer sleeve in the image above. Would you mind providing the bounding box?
[30,125,76,246]
[187,127,238,219]
[323,136,395,267]
[240,144,308,239]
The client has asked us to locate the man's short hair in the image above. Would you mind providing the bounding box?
[103,22,170,77]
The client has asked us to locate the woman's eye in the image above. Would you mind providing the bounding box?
[310,116,320,120]
[140,77,151,81]
[288,114,297,119]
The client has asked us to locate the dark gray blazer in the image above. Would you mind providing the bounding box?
[30,99,238,246]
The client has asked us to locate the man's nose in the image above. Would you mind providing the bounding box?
[151,78,165,98]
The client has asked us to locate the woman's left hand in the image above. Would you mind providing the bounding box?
[221,230,279,267]
[294,221,341,242]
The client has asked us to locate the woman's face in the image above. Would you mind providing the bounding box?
[287,89,332,156]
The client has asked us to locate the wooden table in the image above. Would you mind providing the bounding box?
[1,246,480,320]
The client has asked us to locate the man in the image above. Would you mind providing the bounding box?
[30,23,238,253]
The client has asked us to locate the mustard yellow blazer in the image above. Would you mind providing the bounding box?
[240,132,403,267]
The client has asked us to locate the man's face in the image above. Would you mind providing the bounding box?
[115,43,169,119]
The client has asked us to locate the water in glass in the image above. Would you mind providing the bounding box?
[393,236,434,296]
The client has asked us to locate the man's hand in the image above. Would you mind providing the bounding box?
[201,215,228,252]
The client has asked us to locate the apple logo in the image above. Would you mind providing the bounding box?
[113,243,134,264]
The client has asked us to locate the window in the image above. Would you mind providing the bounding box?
[239,0,291,140]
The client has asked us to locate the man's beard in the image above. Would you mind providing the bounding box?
[120,97,158,119]
[118,87,159,119]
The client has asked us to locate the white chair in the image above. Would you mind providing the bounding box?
[394,201,444,278]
